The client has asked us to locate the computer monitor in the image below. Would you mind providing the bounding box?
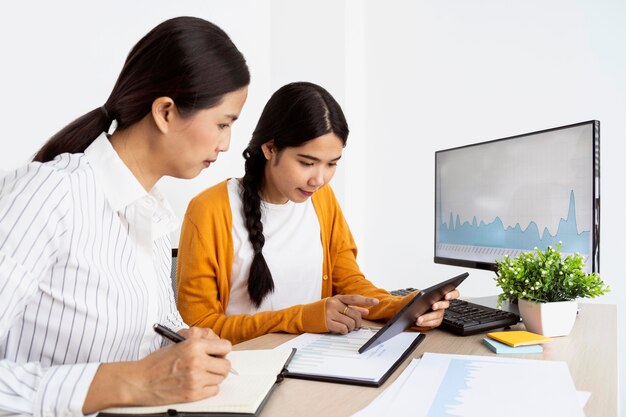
[434,120,600,273]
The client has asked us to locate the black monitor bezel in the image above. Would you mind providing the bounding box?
[433,120,600,273]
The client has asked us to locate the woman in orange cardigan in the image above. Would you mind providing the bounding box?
[176,82,459,344]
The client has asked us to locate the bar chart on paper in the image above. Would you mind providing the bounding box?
[386,353,584,417]
[276,329,421,383]
[287,330,372,371]
[427,359,536,416]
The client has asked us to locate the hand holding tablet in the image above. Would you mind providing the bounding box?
[358,272,469,353]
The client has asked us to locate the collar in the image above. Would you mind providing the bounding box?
[85,133,146,211]
[84,133,178,235]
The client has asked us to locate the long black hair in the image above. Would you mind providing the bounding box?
[33,16,250,162]
[241,82,349,307]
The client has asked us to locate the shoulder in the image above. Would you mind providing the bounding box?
[311,185,347,230]
[193,179,230,202]
[0,155,89,238]
[312,184,341,214]
[185,179,232,223]
[312,184,338,205]
[1,154,87,202]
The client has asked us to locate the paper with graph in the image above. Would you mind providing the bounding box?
[352,352,584,417]
[275,329,423,385]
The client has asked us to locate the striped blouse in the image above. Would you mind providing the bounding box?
[0,133,184,417]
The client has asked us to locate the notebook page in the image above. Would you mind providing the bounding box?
[101,348,293,414]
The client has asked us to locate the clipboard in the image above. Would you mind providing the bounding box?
[280,330,424,387]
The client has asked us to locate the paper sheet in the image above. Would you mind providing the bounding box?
[276,329,421,382]
[350,359,421,417]
[101,348,293,414]
[352,353,585,417]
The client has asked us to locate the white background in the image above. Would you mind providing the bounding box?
[1,0,624,412]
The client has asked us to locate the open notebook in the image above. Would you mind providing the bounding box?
[98,348,295,417]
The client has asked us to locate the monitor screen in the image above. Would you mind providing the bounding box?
[434,120,600,273]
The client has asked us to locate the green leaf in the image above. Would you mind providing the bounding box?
[494,243,609,306]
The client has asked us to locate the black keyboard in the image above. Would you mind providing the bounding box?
[389,287,418,296]
[389,288,520,336]
[441,299,520,336]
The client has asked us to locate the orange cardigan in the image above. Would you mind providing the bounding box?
[176,180,411,344]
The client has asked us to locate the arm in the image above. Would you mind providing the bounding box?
[0,167,231,416]
[326,211,459,330]
[176,208,328,345]
[317,186,459,328]
[0,166,99,417]
[314,186,412,321]
[326,195,460,327]
[82,335,232,414]
[0,251,103,417]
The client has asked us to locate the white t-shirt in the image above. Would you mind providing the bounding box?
[226,178,323,315]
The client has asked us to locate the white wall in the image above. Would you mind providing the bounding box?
[0,0,275,223]
[351,0,625,411]
[1,0,624,411]
[354,0,626,295]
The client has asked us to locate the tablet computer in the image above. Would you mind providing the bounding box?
[358,272,468,353]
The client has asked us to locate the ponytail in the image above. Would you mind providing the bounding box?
[33,16,249,163]
[33,106,112,162]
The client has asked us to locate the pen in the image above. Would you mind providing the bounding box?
[153,323,238,375]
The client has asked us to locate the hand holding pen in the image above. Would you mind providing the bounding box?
[93,324,233,408]
[154,324,238,375]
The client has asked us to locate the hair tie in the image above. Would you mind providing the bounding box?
[100,105,110,120]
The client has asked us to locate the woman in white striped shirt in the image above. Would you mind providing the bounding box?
[0,16,249,417]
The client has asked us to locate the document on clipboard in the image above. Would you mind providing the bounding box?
[273,272,467,387]
[275,328,424,387]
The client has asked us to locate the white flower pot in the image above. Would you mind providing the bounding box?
[518,299,578,337]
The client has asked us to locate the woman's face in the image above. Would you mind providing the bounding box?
[165,86,248,179]
[261,132,344,204]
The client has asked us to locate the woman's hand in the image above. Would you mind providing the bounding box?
[83,327,232,413]
[413,289,460,328]
[177,326,221,341]
[325,294,380,334]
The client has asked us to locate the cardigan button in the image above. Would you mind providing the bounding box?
[322,274,328,280]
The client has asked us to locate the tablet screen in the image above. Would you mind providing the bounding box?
[358,272,468,353]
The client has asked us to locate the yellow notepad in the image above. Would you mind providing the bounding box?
[487,330,552,347]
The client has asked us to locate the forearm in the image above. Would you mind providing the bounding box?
[82,362,139,414]
[185,301,328,345]
[0,359,100,417]
[86,336,233,413]
[333,272,411,321]
[366,293,413,321]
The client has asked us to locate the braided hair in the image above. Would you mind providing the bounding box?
[241,82,349,307]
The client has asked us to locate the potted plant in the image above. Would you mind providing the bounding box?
[495,244,609,337]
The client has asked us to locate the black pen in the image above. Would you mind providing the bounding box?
[153,323,238,375]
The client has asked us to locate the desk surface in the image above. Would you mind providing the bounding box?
[234,303,617,417]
